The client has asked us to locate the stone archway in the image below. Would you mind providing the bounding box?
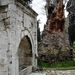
[18,36,32,71]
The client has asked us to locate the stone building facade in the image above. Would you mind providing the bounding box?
[0,0,38,75]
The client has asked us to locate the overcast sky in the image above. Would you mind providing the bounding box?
[31,0,46,31]
[31,0,69,31]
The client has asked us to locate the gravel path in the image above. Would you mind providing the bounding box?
[29,70,75,75]
[29,72,46,75]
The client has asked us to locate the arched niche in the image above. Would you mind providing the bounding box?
[18,36,32,71]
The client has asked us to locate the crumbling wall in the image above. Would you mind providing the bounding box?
[48,0,65,33]
[38,0,70,64]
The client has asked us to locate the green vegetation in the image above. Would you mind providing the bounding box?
[73,42,75,49]
[38,60,49,68]
[38,60,75,68]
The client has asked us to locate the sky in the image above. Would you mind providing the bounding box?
[31,0,69,31]
[31,0,47,31]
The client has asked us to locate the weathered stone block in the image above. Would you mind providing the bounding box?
[7,10,16,18]
[0,72,8,75]
[16,13,23,22]
[0,13,7,21]
[0,0,14,6]
[16,7,23,17]
[0,22,5,30]
[8,4,16,11]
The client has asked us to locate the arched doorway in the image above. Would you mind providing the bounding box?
[18,36,32,71]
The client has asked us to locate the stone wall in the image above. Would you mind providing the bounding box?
[38,0,71,63]
[0,0,38,75]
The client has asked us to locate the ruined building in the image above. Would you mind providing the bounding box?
[38,0,71,63]
[66,0,75,46]
[0,0,38,75]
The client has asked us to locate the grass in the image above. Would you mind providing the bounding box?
[38,60,75,68]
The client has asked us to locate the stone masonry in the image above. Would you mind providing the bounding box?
[0,0,38,75]
[38,0,71,63]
